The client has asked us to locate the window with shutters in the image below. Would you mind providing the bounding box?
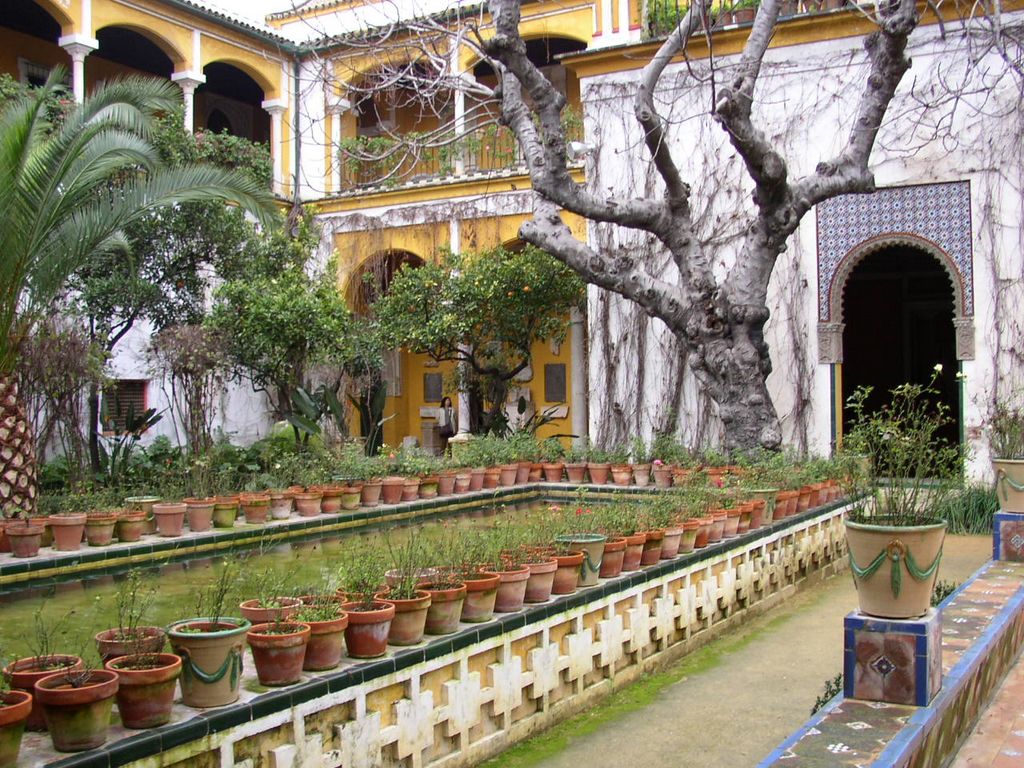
[101,380,149,434]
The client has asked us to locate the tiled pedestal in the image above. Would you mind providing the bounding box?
[844,608,942,706]
[993,511,1024,561]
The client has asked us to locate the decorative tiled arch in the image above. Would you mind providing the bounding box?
[815,181,975,363]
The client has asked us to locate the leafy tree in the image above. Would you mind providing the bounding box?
[208,211,358,434]
[69,107,267,471]
[374,245,584,433]
[0,73,277,515]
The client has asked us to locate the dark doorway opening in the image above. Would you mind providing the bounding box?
[841,246,960,443]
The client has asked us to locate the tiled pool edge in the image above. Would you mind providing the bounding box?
[758,558,1024,767]
[29,500,852,768]
[0,483,660,592]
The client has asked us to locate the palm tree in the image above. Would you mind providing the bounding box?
[0,72,279,516]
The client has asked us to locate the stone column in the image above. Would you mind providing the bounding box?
[58,35,98,103]
[570,307,588,446]
[326,96,350,193]
[449,217,472,437]
[262,99,288,195]
[171,72,206,133]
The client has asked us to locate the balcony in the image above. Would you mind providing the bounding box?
[338,112,584,193]
[645,0,854,38]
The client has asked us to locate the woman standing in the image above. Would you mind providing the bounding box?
[437,396,457,455]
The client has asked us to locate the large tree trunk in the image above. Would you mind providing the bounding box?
[0,374,39,517]
[88,381,102,474]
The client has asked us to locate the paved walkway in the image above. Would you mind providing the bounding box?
[951,641,1024,768]
[488,535,991,768]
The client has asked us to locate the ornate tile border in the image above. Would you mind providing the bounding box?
[815,181,974,322]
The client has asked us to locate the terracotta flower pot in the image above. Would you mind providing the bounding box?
[212,497,238,528]
[293,491,323,516]
[640,530,664,566]
[482,468,501,489]
[0,690,32,767]
[269,491,293,519]
[621,532,646,571]
[737,504,752,534]
[401,479,420,501]
[381,477,404,505]
[124,496,160,534]
[565,463,587,483]
[341,601,395,659]
[239,597,301,624]
[498,464,518,486]
[380,591,431,645]
[94,626,166,663]
[552,551,584,594]
[454,473,472,493]
[302,613,349,671]
[468,468,485,491]
[437,473,457,496]
[542,462,565,482]
[660,526,683,559]
[152,503,186,537]
[610,464,633,486]
[419,477,439,499]
[461,572,500,622]
[679,520,700,554]
[167,618,250,708]
[316,486,344,514]
[48,514,86,551]
[184,499,215,532]
[422,583,467,634]
[247,623,311,686]
[748,500,766,530]
[633,464,652,487]
[0,521,8,554]
[652,465,673,488]
[555,533,606,586]
[708,512,726,542]
[35,669,118,752]
[515,462,531,484]
[5,521,43,558]
[239,494,271,524]
[529,463,544,482]
[599,537,627,578]
[337,486,360,511]
[587,462,611,484]
[524,558,558,602]
[797,486,813,513]
[694,518,712,548]
[845,518,947,619]
[724,509,741,538]
[85,514,117,546]
[3,655,83,731]
[361,480,383,506]
[105,653,181,729]
[494,565,531,612]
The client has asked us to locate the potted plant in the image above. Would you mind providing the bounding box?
[48,512,86,551]
[486,523,531,613]
[380,536,432,645]
[247,617,311,687]
[95,571,166,662]
[842,373,962,618]
[114,508,147,541]
[85,511,118,546]
[338,547,394,658]
[631,436,652,487]
[239,492,272,524]
[268,489,294,519]
[554,501,606,586]
[152,501,186,537]
[105,650,181,729]
[167,557,250,707]
[539,438,566,482]
[3,612,82,731]
[125,496,161,534]
[295,593,348,671]
[238,569,301,624]
[0,650,32,767]
[989,403,1024,512]
[608,445,633,486]
[34,664,119,751]
[211,495,239,528]
[4,517,43,558]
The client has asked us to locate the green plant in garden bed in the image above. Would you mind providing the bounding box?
[933,487,997,534]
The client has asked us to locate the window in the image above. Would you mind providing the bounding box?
[101,380,148,433]
[18,59,52,88]
[544,364,567,403]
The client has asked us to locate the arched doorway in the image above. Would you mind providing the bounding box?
[196,62,269,142]
[94,27,174,79]
[841,246,960,443]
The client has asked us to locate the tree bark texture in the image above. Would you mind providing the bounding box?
[0,375,38,516]
[482,0,919,453]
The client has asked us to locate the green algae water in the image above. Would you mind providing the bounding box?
[0,501,549,660]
